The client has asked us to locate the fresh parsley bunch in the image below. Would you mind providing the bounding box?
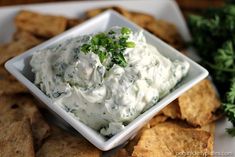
[80,27,135,70]
[188,5,235,136]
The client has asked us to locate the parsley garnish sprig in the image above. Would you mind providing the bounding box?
[80,27,135,70]
[188,4,235,136]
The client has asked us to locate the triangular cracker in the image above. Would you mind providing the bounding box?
[0,119,35,157]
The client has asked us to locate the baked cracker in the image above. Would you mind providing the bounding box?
[178,79,221,126]
[66,18,83,29]
[161,99,181,119]
[0,94,50,149]
[112,149,129,157]
[0,66,16,81]
[36,126,101,157]
[132,122,211,157]
[149,114,168,128]
[15,10,67,38]
[85,6,131,19]
[199,123,215,154]
[0,119,35,157]
[129,11,155,28]
[145,19,185,50]
[0,79,28,95]
[0,31,42,65]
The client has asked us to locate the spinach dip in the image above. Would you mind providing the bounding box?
[30,27,189,136]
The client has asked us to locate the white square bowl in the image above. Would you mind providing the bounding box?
[5,10,208,151]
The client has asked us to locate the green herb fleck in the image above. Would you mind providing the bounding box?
[80,44,90,54]
[98,51,107,63]
[80,27,135,69]
[121,27,132,35]
[126,41,136,48]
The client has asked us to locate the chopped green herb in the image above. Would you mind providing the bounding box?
[98,51,107,63]
[108,30,115,35]
[121,27,131,35]
[91,36,99,45]
[80,44,90,54]
[126,41,136,48]
[80,27,135,69]
[112,53,128,67]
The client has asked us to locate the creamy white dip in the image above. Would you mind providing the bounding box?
[30,27,189,136]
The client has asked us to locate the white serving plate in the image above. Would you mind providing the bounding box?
[0,0,234,155]
[5,9,208,150]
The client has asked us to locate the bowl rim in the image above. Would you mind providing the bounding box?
[5,10,208,150]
